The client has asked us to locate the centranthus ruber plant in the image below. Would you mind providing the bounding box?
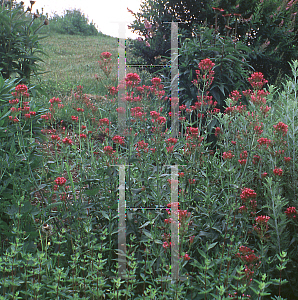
[2,56,298,299]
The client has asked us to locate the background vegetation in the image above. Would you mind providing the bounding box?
[1,1,298,299]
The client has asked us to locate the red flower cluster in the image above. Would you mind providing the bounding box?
[223,150,234,160]
[99,118,110,126]
[112,135,125,145]
[151,77,161,86]
[285,206,297,219]
[71,116,79,122]
[273,167,283,176]
[254,215,270,240]
[248,72,268,90]
[14,84,29,97]
[103,145,115,156]
[49,97,61,104]
[273,122,288,135]
[198,58,215,71]
[125,73,141,86]
[40,113,52,121]
[237,246,260,264]
[54,177,67,186]
[62,137,73,145]
[230,90,242,102]
[180,253,191,261]
[100,52,112,59]
[239,188,257,215]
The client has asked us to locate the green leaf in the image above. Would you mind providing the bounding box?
[85,187,100,196]
[207,242,218,251]
[143,229,153,240]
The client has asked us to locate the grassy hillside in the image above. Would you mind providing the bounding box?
[32,32,144,99]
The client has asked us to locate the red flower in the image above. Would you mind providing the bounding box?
[284,157,292,162]
[223,150,234,160]
[112,135,125,145]
[215,127,221,137]
[182,253,191,261]
[80,133,87,139]
[103,146,115,155]
[51,135,60,141]
[273,167,283,176]
[273,122,288,135]
[125,73,141,85]
[248,72,268,90]
[255,215,270,225]
[62,137,73,145]
[54,177,67,186]
[285,207,297,219]
[151,77,161,85]
[198,58,215,72]
[230,90,242,102]
[240,188,257,202]
[257,137,271,146]
[238,159,247,165]
[100,52,112,59]
[71,116,79,122]
[49,97,61,104]
[15,84,28,95]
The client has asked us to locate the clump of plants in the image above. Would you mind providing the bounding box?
[45,8,100,36]
[1,46,298,299]
[0,0,49,84]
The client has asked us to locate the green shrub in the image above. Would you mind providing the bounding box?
[46,9,100,36]
[0,0,49,84]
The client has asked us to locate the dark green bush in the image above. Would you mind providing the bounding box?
[0,0,48,84]
[46,9,100,36]
[127,0,298,88]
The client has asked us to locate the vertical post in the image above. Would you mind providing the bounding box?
[170,165,179,283]
[118,164,126,278]
[118,23,127,137]
[171,22,179,139]
[117,22,127,279]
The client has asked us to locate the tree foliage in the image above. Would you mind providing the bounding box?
[127,0,298,87]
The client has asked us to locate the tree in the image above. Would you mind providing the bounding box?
[127,0,298,87]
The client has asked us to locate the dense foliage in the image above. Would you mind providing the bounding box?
[1,1,298,298]
[0,0,48,84]
[45,9,100,36]
[127,0,298,90]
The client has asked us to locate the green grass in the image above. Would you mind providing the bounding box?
[32,32,148,100]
